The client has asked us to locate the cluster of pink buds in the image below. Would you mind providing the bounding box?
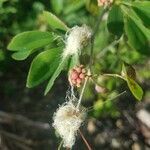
[97,0,113,6]
[69,65,87,87]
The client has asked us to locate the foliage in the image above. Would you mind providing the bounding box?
[0,0,150,149]
[7,0,149,101]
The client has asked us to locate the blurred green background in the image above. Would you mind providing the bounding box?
[0,0,150,149]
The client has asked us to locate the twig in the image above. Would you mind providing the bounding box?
[58,140,63,150]
[0,111,51,130]
[89,7,109,69]
[0,130,33,146]
[13,141,33,150]
[87,91,127,112]
[97,39,120,58]
[78,129,92,150]
[76,77,88,109]
[102,73,126,80]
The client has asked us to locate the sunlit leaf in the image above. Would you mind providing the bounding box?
[7,31,53,51]
[122,6,150,55]
[44,57,69,95]
[51,0,63,15]
[122,63,143,101]
[126,77,143,101]
[43,11,69,31]
[11,50,31,60]
[27,47,62,88]
[131,1,150,27]
[121,62,136,80]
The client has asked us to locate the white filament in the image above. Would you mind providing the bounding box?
[63,25,92,58]
[53,101,86,148]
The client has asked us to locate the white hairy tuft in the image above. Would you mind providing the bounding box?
[53,101,86,148]
[63,24,92,58]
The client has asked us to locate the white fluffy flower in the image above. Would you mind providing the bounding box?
[53,101,86,148]
[63,25,92,58]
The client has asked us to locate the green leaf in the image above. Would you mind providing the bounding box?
[11,50,31,60]
[86,0,99,15]
[124,16,150,55]
[43,11,69,31]
[51,0,63,15]
[122,6,150,55]
[122,63,143,101]
[64,0,85,15]
[107,5,124,37]
[121,62,136,80]
[131,1,150,27]
[26,47,62,88]
[127,77,143,101]
[7,31,53,51]
[44,57,69,95]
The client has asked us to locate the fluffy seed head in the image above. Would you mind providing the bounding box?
[53,102,86,148]
[63,25,92,58]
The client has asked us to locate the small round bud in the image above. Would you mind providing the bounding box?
[95,84,107,93]
[68,65,87,87]
[97,0,113,7]
[81,68,86,73]
[76,78,82,84]
[77,83,81,87]
[79,73,85,79]
[75,67,82,73]
[71,71,78,80]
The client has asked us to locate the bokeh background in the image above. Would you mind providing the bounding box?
[0,0,150,149]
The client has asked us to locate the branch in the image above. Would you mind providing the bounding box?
[0,130,33,146]
[97,39,121,58]
[101,73,126,80]
[0,111,51,130]
[89,7,109,69]
[76,77,88,109]
[78,129,92,150]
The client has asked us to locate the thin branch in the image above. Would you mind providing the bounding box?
[78,129,92,150]
[0,130,33,146]
[58,140,63,150]
[97,39,120,58]
[13,141,33,150]
[102,73,126,80]
[87,91,127,112]
[0,111,51,130]
[76,77,88,109]
[89,7,109,69]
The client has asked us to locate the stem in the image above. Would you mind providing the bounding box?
[97,39,121,58]
[76,77,88,109]
[78,129,92,150]
[58,140,63,150]
[76,8,108,109]
[87,91,127,112]
[102,73,126,80]
[89,7,109,69]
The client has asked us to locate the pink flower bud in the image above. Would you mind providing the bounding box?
[68,65,87,87]
[71,71,78,80]
[79,73,85,79]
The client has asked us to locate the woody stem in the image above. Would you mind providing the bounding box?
[78,129,92,150]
